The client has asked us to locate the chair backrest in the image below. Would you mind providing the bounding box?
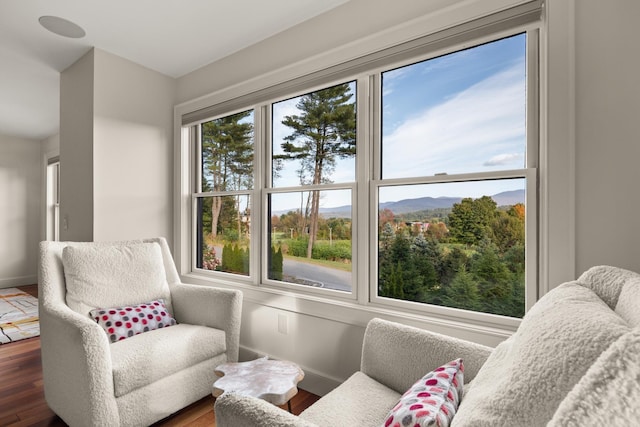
[39,237,179,317]
[360,318,491,393]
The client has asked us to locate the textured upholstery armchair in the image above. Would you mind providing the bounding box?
[215,317,492,426]
[38,237,242,427]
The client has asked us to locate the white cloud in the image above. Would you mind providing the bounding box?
[382,63,526,178]
[483,153,522,166]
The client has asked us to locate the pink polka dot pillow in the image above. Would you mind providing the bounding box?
[383,359,464,427]
[89,299,176,343]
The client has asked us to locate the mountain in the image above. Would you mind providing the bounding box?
[491,190,525,207]
[378,196,462,214]
[273,189,524,218]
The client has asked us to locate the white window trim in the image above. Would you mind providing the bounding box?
[174,0,551,343]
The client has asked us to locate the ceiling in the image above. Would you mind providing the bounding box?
[0,0,349,141]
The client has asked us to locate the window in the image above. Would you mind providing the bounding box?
[375,34,533,318]
[46,160,60,241]
[181,5,540,323]
[195,110,254,276]
[268,82,357,291]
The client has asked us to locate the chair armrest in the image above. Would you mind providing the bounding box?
[214,393,318,427]
[170,282,243,362]
[361,318,493,394]
[39,303,119,426]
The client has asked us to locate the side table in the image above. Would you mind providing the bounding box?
[212,356,305,412]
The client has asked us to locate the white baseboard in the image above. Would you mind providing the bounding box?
[0,275,37,288]
[238,345,341,397]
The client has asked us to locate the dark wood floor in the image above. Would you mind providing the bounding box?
[0,285,320,426]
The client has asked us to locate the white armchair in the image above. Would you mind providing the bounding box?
[38,237,242,427]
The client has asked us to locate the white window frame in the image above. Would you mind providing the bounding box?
[175,1,544,337]
[367,29,539,326]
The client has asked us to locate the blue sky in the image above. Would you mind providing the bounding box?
[270,33,527,212]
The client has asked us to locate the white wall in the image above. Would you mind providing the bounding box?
[573,0,640,274]
[172,0,640,395]
[58,49,175,244]
[0,134,41,287]
[59,49,95,242]
[93,49,175,245]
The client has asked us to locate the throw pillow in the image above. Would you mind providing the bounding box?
[89,299,176,343]
[382,359,464,427]
[62,242,172,317]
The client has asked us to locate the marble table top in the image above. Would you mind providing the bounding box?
[213,357,305,406]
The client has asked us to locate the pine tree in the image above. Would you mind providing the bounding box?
[201,111,253,238]
[276,83,356,258]
[442,266,480,311]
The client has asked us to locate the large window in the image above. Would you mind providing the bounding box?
[183,11,540,323]
[375,34,531,318]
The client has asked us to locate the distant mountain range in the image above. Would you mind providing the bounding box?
[274,189,525,218]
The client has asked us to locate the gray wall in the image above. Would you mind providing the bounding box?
[58,48,176,245]
[574,0,640,273]
[93,49,175,245]
[0,134,41,287]
[60,49,95,242]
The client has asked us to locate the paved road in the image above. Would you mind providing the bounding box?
[211,245,352,291]
[283,258,352,292]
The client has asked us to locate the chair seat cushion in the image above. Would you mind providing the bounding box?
[110,323,226,397]
[299,371,401,426]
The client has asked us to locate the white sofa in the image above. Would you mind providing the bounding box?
[215,265,640,426]
[39,237,242,427]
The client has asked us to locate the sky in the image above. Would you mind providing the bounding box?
[269,33,528,213]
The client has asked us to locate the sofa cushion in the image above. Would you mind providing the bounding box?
[382,359,464,427]
[89,299,176,343]
[548,327,640,426]
[110,323,226,397]
[299,371,401,426]
[577,265,639,310]
[62,243,172,317]
[614,276,640,327]
[452,281,630,427]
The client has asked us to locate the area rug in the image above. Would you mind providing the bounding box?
[0,288,39,344]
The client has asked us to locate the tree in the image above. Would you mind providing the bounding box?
[470,241,512,314]
[442,266,480,311]
[269,246,284,280]
[379,208,395,229]
[448,196,497,246]
[424,221,448,241]
[440,247,468,286]
[276,83,356,258]
[201,111,253,238]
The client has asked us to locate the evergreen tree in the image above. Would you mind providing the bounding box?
[276,83,356,258]
[270,246,284,280]
[442,266,481,311]
[470,241,512,315]
[440,247,468,286]
[201,111,253,238]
